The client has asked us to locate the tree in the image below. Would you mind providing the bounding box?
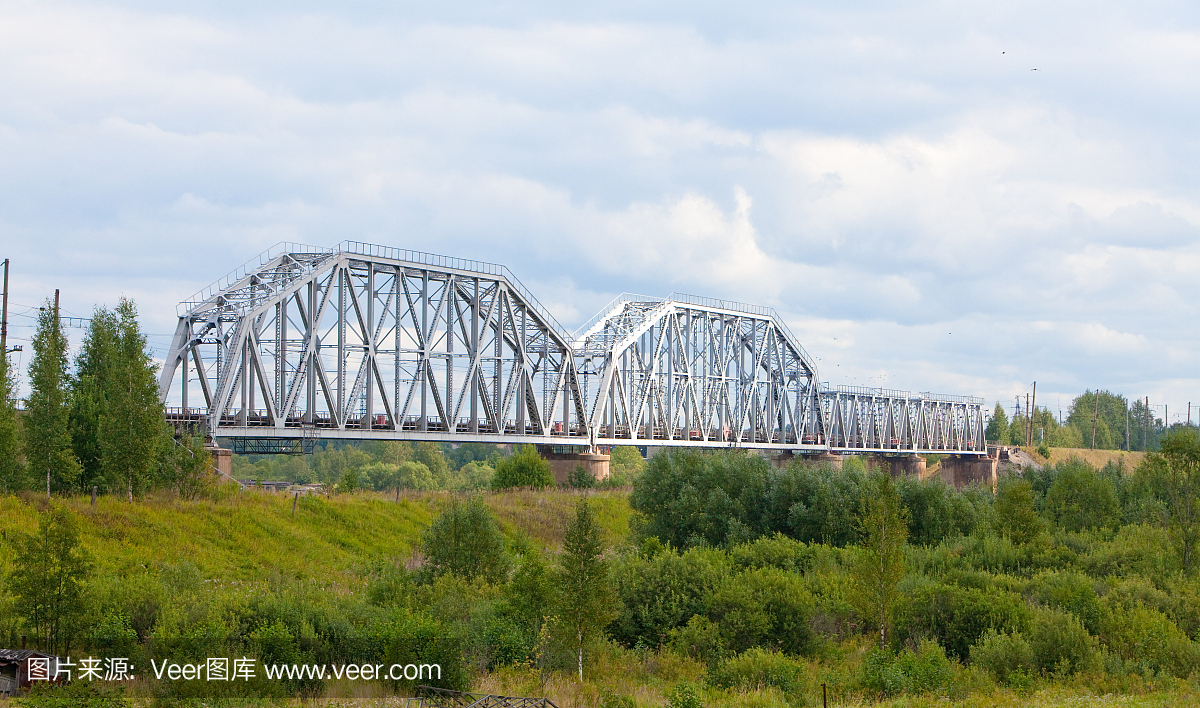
[70,306,119,492]
[414,442,450,486]
[1156,431,1200,573]
[993,476,1044,544]
[396,460,436,490]
[556,499,616,680]
[491,445,554,489]
[1066,390,1129,450]
[0,350,25,492]
[25,298,81,495]
[985,403,1010,444]
[170,432,213,500]
[7,506,92,655]
[100,299,171,501]
[421,495,510,583]
[850,473,909,650]
[1044,459,1119,532]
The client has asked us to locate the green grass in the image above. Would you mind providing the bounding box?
[0,487,634,585]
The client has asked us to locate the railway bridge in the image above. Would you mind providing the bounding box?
[158,242,992,485]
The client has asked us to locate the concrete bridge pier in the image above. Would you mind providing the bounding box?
[867,454,927,479]
[538,447,610,484]
[801,452,844,469]
[938,455,997,491]
[205,442,233,479]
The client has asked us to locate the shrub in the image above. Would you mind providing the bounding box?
[630,449,770,548]
[669,614,725,666]
[860,639,952,696]
[1044,459,1120,532]
[1029,606,1101,676]
[727,533,814,574]
[1027,571,1102,634]
[969,629,1034,685]
[994,477,1044,544]
[708,647,808,700]
[609,546,728,647]
[17,681,130,707]
[894,580,1030,661]
[568,463,595,489]
[1098,603,1200,678]
[420,495,511,583]
[491,445,554,489]
[706,566,816,656]
[668,681,704,708]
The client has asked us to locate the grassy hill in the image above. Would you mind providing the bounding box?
[0,487,633,584]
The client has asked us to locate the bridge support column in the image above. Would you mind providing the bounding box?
[939,455,997,491]
[538,447,610,485]
[867,454,927,478]
[205,443,233,480]
[801,452,843,469]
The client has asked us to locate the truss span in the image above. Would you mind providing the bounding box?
[159,242,986,455]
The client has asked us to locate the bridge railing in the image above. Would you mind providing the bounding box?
[337,241,574,345]
[571,292,663,342]
[178,242,333,316]
[669,292,817,376]
[824,385,984,405]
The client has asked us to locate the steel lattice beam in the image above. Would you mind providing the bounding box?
[159,242,987,455]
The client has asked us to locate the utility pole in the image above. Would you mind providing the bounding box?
[1145,396,1150,451]
[1030,382,1036,446]
[1,258,8,356]
[1126,404,1130,451]
[1090,390,1100,449]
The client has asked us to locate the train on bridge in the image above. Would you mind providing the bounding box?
[158,242,986,463]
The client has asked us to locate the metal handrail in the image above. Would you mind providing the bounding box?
[178,242,333,316]
[571,293,663,341]
[823,385,984,405]
[337,241,574,345]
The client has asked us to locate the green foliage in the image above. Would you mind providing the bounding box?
[631,449,769,548]
[557,499,616,680]
[994,476,1045,544]
[607,446,647,485]
[0,351,25,492]
[1067,390,1130,451]
[421,495,511,583]
[1027,571,1102,634]
[1152,431,1200,572]
[669,614,725,666]
[491,445,554,489]
[708,566,815,655]
[1044,458,1120,532]
[850,473,908,649]
[707,647,808,701]
[397,460,437,491]
[894,579,1030,661]
[70,306,118,493]
[1029,605,1101,676]
[969,629,1035,685]
[6,506,92,654]
[766,461,864,546]
[16,681,130,708]
[986,403,1011,444]
[667,681,704,708]
[568,463,594,489]
[100,299,171,500]
[860,639,952,697]
[338,467,360,493]
[896,476,984,544]
[609,546,728,647]
[169,432,214,500]
[26,298,81,494]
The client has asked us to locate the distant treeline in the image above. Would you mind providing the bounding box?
[987,390,1173,451]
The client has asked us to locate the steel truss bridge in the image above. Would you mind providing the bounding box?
[159,242,986,455]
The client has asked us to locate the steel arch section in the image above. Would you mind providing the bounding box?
[158,242,591,444]
[573,293,826,450]
[819,386,986,454]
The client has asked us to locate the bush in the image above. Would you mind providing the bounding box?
[994,477,1044,544]
[1029,606,1101,676]
[491,445,554,489]
[894,580,1030,661]
[1098,603,1200,678]
[708,647,808,701]
[1027,571,1102,634]
[705,566,816,656]
[420,495,511,583]
[609,547,728,647]
[969,629,1034,685]
[860,639,952,696]
[1044,459,1120,532]
[568,463,594,489]
[668,681,704,708]
[17,681,130,708]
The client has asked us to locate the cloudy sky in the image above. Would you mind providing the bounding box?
[2,0,1198,424]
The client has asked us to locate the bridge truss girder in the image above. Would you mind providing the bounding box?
[159,242,987,456]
